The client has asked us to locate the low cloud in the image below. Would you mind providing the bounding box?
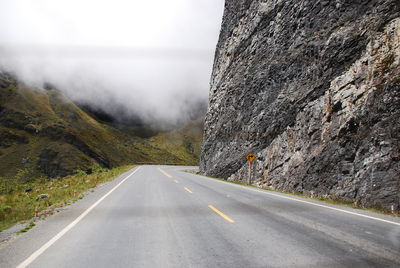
[0,0,224,125]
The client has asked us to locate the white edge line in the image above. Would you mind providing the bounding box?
[16,166,141,268]
[186,172,400,227]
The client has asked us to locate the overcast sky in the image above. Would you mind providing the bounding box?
[0,0,225,124]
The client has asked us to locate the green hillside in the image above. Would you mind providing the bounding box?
[149,119,203,165]
[0,73,203,182]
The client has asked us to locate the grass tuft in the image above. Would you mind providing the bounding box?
[17,221,35,233]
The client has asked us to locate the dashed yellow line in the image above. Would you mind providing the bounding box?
[208,205,234,223]
[158,168,172,178]
[174,179,179,184]
[184,187,193,194]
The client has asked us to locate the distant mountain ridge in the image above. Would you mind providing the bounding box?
[0,72,203,181]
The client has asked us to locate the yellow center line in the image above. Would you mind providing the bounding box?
[174,179,179,183]
[184,187,193,194]
[158,168,172,178]
[208,205,234,223]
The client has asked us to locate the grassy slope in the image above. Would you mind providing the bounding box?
[0,74,203,181]
[0,165,134,231]
[148,119,203,165]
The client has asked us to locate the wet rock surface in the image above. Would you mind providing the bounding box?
[200,0,400,210]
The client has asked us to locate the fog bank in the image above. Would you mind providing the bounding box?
[0,0,224,125]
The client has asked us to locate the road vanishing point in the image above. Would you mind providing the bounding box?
[1,165,399,267]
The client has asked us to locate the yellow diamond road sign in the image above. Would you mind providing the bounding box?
[245,153,256,163]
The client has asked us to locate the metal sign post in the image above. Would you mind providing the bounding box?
[245,153,256,184]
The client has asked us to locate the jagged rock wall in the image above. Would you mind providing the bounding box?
[200,0,400,210]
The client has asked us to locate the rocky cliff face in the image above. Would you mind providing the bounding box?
[200,0,400,210]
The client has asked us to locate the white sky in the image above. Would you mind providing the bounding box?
[0,0,225,124]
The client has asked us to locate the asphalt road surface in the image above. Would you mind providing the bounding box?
[1,165,399,267]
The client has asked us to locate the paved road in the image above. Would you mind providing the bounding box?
[1,165,400,267]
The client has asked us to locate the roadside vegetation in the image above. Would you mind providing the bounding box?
[0,165,134,232]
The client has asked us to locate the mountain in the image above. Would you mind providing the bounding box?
[0,72,203,181]
[200,0,400,210]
